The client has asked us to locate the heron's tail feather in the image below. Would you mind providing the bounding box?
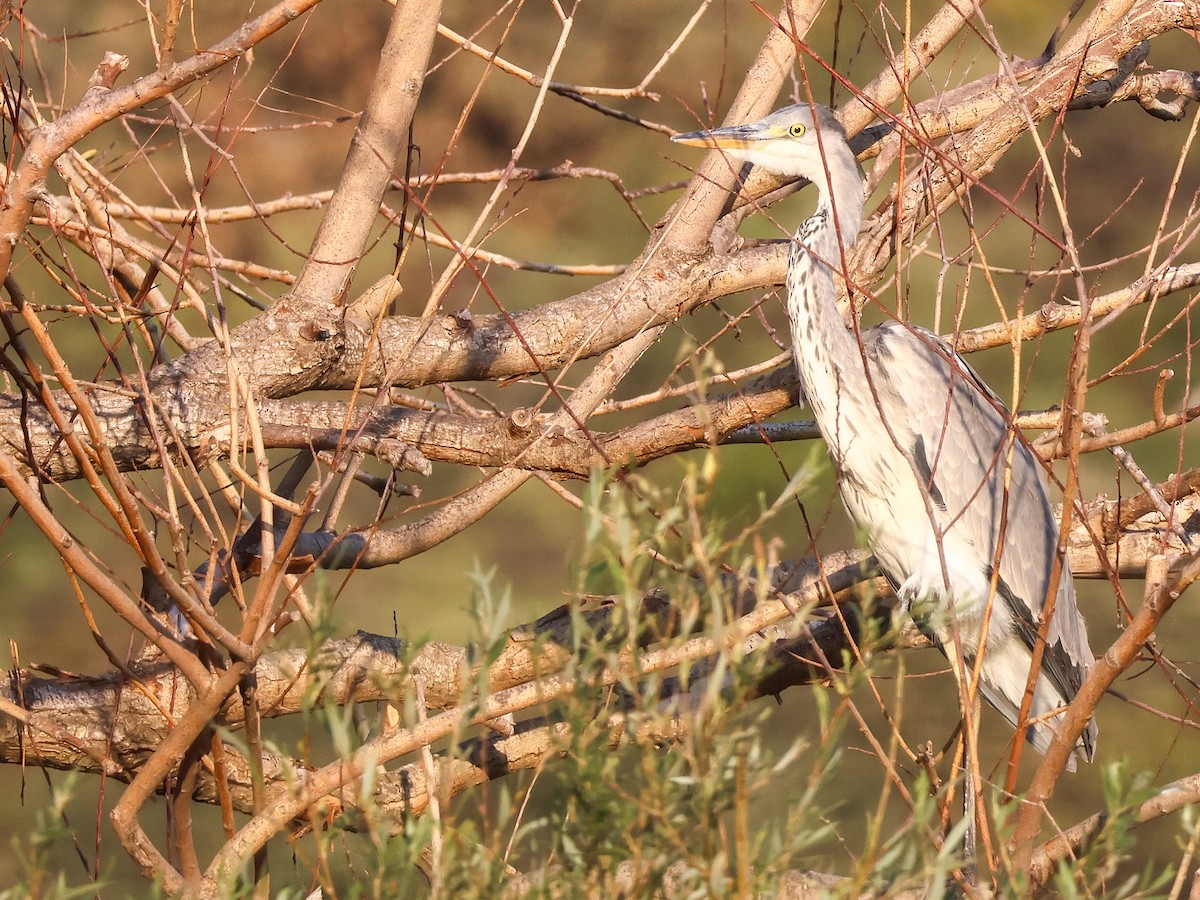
[974,640,1097,770]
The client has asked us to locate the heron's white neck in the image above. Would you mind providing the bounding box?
[785,157,867,462]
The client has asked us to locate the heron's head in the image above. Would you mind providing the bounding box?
[671,103,853,184]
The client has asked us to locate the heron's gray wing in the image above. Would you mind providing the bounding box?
[861,322,1093,701]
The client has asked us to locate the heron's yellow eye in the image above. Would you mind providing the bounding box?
[788,123,806,138]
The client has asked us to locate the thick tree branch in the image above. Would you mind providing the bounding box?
[4,480,1195,788]
[289,0,441,308]
[2,256,1197,485]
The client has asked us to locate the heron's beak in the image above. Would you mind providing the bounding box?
[670,123,767,151]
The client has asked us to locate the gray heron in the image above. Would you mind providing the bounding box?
[672,103,1097,770]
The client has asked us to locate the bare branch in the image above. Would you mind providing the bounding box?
[0,0,327,283]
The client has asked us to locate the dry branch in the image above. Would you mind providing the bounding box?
[0,0,328,283]
[3,477,1194,788]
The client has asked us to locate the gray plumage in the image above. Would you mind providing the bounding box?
[674,104,1097,767]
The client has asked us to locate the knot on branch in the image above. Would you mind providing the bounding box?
[1125,69,1200,121]
[83,52,129,99]
[374,439,431,476]
[506,407,535,437]
[299,319,336,343]
[1037,301,1073,329]
[1069,41,1200,121]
